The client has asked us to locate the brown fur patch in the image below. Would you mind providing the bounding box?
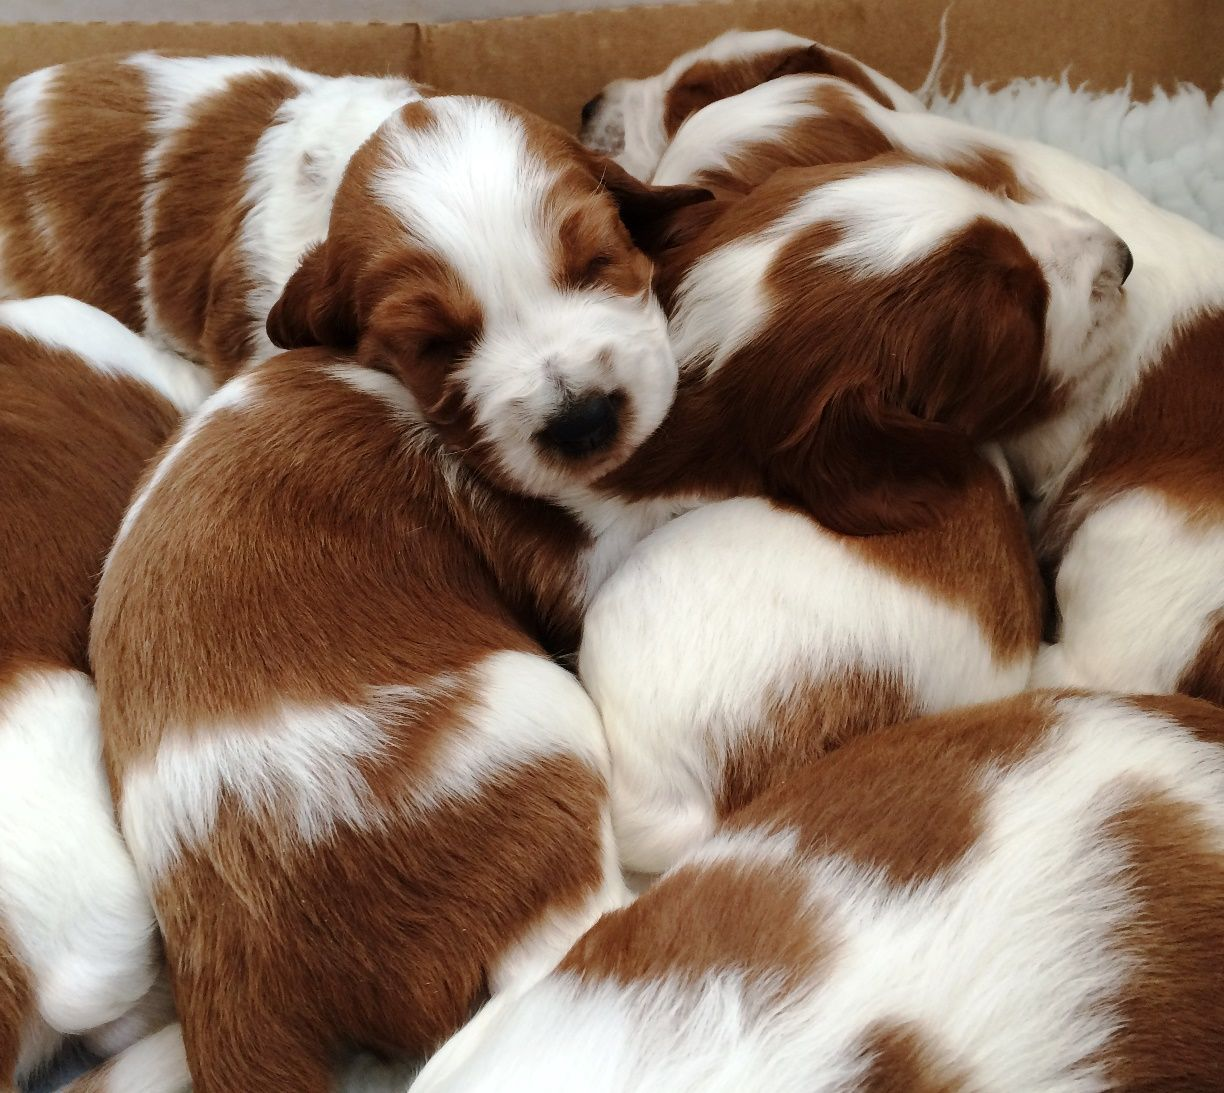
[663,42,895,138]
[715,667,918,818]
[730,693,1059,887]
[848,456,1044,659]
[1044,310,1224,549]
[1094,787,1224,1090]
[0,57,151,329]
[94,353,612,1086]
[0,328,180,690]
[0,920,33,1085]
[561,856,827,1003]
[856,1021,971,1093]
[1177,613,1224,708]
[608,158,1057,537]
[146,68,301,379]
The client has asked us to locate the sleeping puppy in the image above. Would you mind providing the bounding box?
[579,28,923,180]
[412,690,1224,1093]
[0,53,424,380]
[91,95,707,1092]
[603,60,1224,706]
[0,296,210,1089]
[578,156,1128,873]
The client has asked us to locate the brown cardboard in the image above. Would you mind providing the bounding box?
[1,0,1221,131]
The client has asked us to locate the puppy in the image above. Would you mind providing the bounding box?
[413,690,1224,1093]
[578,157,1126,873]
[91,95,707,1091]
[0,54,423,379]
[610,67,1219,705]
[579,29,923,180]
[0,296,210,1088]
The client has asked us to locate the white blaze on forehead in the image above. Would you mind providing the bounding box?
[669,164,1003,373]
[120,650,608,877]
[372,98,562,312]
[659,28,813,87]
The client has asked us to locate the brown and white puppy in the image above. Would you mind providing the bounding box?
[414,690,1224,1093]
[91,95,706,1092]
[0,54,423,380]
[0,296,209,1088]
[579,29,924,180]
[577,156,1128,873]
[615,61,1224,707]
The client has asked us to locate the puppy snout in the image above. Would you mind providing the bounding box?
[540,392,620,458]
[580,93,604,128]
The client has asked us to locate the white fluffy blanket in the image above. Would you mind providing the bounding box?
[931,77,1224,236]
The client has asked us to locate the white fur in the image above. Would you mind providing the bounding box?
[580,496,1033,874]
[79,1022,191,1093]
[582,29,922,181]
[0,669,159,1040]
[1032,490,1224,693]
[121,649,612,879]
[412,695,1224,1092]
[932,77,1224,237]
[372,98,678,501]
[0,295,213,413]
[1,65,62,260]
[237,73,421,368]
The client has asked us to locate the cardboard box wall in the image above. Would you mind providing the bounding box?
[2,0,1221,133]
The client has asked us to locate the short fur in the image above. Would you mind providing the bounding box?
[0,296,210,1087]
[412,691,1224,1093]
[0,53,423,379]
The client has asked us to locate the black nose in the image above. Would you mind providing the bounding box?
[1119,241,1134,285]
[540,394,619,457]
[580,94,603,128]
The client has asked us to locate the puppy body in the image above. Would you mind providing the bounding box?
[579,156,1129,871]
[414,691,1224,1093]
[0,296,210,1086]
[92,96,706,1090]
[583,457,1040,875]
[0,54,422,379]
[637,67,1224,702]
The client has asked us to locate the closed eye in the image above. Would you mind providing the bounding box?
[579,253,615,285]
[419,335,473,368]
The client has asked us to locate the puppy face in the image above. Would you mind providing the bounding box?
[579,29,917,181]
[267,96,710,501]
[659,158,1131,533]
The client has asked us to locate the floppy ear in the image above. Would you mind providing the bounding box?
[594,155,714,255]
[266,242,358,351]
[766,389,976,536]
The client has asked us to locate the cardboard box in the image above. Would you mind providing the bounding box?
[2,0,1221,133]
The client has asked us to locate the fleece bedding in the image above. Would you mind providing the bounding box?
[20,67,1223,1093]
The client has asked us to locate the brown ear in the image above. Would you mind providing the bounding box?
[266,242,358,350]
[766,389,975,536]
[593,155,714,255]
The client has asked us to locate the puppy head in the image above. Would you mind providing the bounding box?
[580,29,916,181]
[267,96,711,501]
[665,158,1131,533]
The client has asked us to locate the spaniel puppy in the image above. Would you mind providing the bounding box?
[579,157,1128,872]
[619,73,1220,705]
[413,690,1224,1093]
[0,296,210,1088]
[579,29,923,180]
[91,95,706,1091]
[0,54,423,379]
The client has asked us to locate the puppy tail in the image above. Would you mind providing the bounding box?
[59,1024,189,1093]
[915,4,954,106]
